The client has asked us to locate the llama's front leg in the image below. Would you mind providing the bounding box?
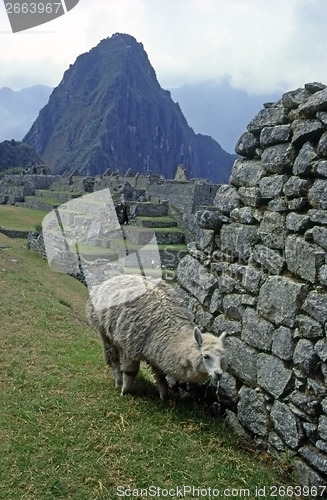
[100,332,122,387]
[112,363,123,388]
[121,358,140,395]
[153,369,169,400]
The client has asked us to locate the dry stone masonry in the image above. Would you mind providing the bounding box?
[0,169,219,218]
[177,83,327,487]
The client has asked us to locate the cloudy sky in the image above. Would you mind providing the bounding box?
[0,0,326,95]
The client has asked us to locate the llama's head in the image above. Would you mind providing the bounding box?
[194,327,228,381]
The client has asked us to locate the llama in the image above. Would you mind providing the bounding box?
[86,274,227,399]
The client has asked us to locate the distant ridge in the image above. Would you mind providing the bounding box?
[0,85,52,142]
[23,33,235,183]
[170,80,281,154]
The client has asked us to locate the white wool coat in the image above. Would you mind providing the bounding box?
[86,275,222,382]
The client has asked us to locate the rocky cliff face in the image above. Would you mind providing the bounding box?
[23,33,234,183]
[177,82,327,487]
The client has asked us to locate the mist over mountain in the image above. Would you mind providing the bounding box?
[23,34,235,183]
[170,79,281,154]
[0,85,52,142]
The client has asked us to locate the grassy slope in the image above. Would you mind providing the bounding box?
[0,205,47,230]
[0,241,299,500]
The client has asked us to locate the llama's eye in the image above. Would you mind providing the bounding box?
[203,354,210,360]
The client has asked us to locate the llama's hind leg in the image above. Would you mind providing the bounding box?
[121,357,140,395]
[153,368,169,400]
[100,332,122,387]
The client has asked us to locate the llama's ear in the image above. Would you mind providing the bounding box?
[194,327,203,348]
[219,331,227,344]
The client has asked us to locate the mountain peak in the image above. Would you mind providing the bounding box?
[23,35,234,182]
[109,32,141,46]
[90,33,143,62]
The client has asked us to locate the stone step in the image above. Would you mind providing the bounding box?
[35,189,80,204]
[128,200,169,217]
[133,217,177,228]
[168,203,195,243]
[16,197,55,212]
[155,230,185,245]
[124,226,185,245]
[79,246,187,270]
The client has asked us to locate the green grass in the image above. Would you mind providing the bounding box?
[0,233,22,247]
[25,195,60,207]
[0,244,302,500]
[76,237,187,256]
[136,216,176,223]
[158,243,187,251]
[0,205,47,230]
[76,241,120,257]
[37,189,81,197]
[152,226,183,233]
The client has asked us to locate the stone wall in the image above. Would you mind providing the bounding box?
[145,181,219,214]
[0,174,57,204]
[176,83,327,486]
[0,229,30,239]
[0,169,219,224]
[27,231,47,257]
[28,230,84,280]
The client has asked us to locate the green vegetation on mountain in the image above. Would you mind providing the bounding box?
[0,139,43,173]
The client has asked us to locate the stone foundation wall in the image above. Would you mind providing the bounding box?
[0,170,219,225]
[0,229,30,239]
[27,231,47,257]
[176,83,327,486]
[28,231,84,279]
[0,175,57,205]
[145,181,219,214]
